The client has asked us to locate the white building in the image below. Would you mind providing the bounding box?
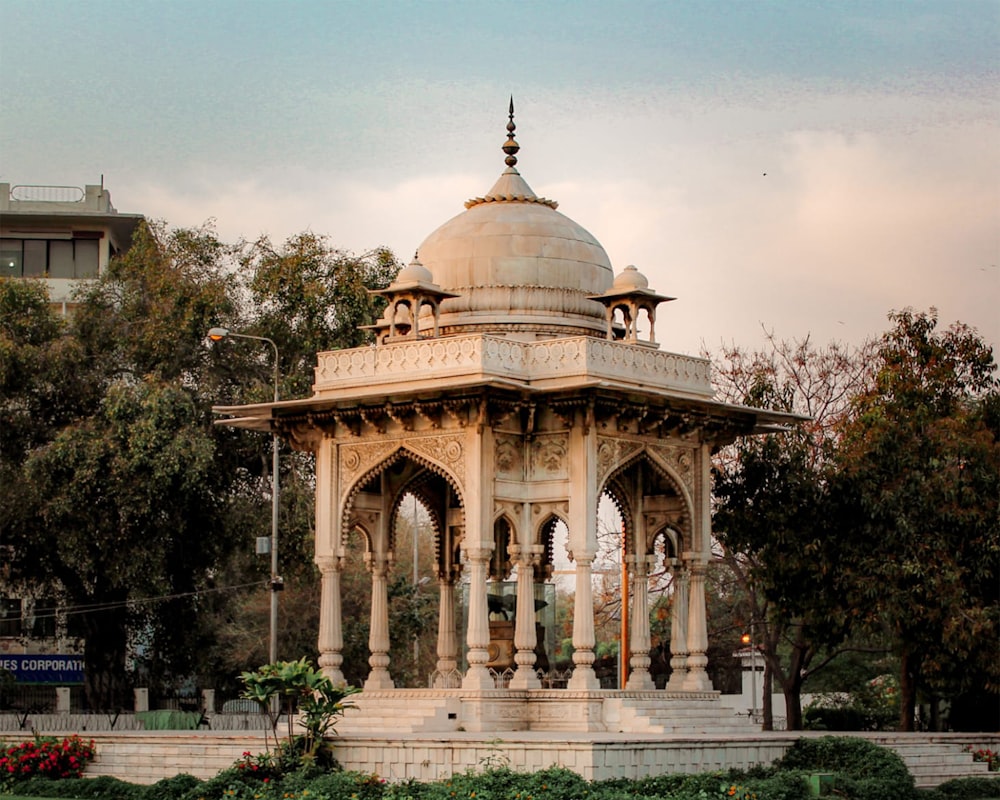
[0,181,143,314]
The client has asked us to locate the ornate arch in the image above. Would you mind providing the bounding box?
[339,443,465,550]
[602,448,693,547]
[535,514,564,581]
[390,470,447,554]
[648,525,683,561]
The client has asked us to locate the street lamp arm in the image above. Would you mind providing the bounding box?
[208,328,279,402]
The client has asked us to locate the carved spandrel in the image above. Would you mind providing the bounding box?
[596,436,644,486]
[339,441,399,488]
[647,443,695,494]
[405,433,465,486]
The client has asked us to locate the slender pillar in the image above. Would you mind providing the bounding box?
[317,556,345,685]
[681,558,712,691]
[665,561,689,690]
[509,546,542,689]
[462,547,493,689]
[626,554,655,689]
[568,552,600,690]
[434,573,459,686]
[364,553,394,690]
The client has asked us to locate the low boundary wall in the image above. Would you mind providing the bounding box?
[1,728,997,787]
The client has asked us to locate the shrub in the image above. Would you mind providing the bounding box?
[10,774,144,798]
[141,772,203,800]
[239,659,359,778]
[776,736,915,800]
[0,735,96,790]
[931,775,1000,798]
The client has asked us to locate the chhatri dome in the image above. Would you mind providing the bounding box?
[414,100,616,340]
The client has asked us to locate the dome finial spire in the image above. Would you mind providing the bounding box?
[502,96,519,168]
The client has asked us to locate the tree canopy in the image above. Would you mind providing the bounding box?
[832,309,1000,730]
[711,333,873,730]
[0,221,400,708]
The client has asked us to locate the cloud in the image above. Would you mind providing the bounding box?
[120,108,997,357]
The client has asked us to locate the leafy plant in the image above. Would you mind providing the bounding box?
[239,658,359,773]
[966,745,1000,771]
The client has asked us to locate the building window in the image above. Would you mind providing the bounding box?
[0,237,101,279]
[31,597,58,639]
[0,598,23,637]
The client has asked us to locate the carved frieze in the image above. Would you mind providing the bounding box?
[529,434,568,480]
[494,434,523,479]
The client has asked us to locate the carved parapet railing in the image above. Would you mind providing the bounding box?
[314,335,713,398]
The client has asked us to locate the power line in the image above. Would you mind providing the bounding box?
[19,580,268,621]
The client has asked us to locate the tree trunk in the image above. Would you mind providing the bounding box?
[898,648,919,731]
[762,660,774,731]
[782,632,811,730]
[82,601,130,710]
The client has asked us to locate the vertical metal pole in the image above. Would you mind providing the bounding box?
[412,494,419,669]
[270,431,279,666]
[620,521,629,690]
[269,344,280,667]
[750,626,757,720]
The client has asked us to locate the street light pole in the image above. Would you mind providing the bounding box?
[741,628,758,724]
[208,327,281,665]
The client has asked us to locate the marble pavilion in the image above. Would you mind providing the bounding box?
[215,105,795,734]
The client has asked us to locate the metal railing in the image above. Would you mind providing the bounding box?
[9,184,86,203]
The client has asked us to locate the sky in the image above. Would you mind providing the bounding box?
[1,0,997,357]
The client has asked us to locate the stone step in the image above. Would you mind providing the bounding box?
[338,697,460,733]
[874,740,993,788]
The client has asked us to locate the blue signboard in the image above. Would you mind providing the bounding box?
[0,655,84,684]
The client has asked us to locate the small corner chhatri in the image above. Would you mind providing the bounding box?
[213,100,799,734]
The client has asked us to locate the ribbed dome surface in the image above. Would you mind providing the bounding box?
[416,168,614,338]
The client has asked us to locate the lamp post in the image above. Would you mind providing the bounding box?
[208,327,281,666]
[741,629,757,721]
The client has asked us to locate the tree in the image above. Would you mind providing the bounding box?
[197,232,401,688]
[833,308,1000,730]
[239,232,397,397]
[1,222,246,708]
[711,332,874,730]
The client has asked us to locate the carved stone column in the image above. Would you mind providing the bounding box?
[508,545,542,690]
[567,551,600,690]
[434,571,459,686]
[462,547,493,690]
[626,554,655,690]
[665,560,689,691]
[317,556,345,685]
[681,557,712,691]
[364,553,395,690]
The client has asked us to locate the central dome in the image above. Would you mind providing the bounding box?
[416,117,614,339]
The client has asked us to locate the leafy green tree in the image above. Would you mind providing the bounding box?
[197,233,401,689]
[711,333,875,730]
[238,232,397,396]
[1,222,247,708]
[833,309,1000,730]
[2,221,408,706]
